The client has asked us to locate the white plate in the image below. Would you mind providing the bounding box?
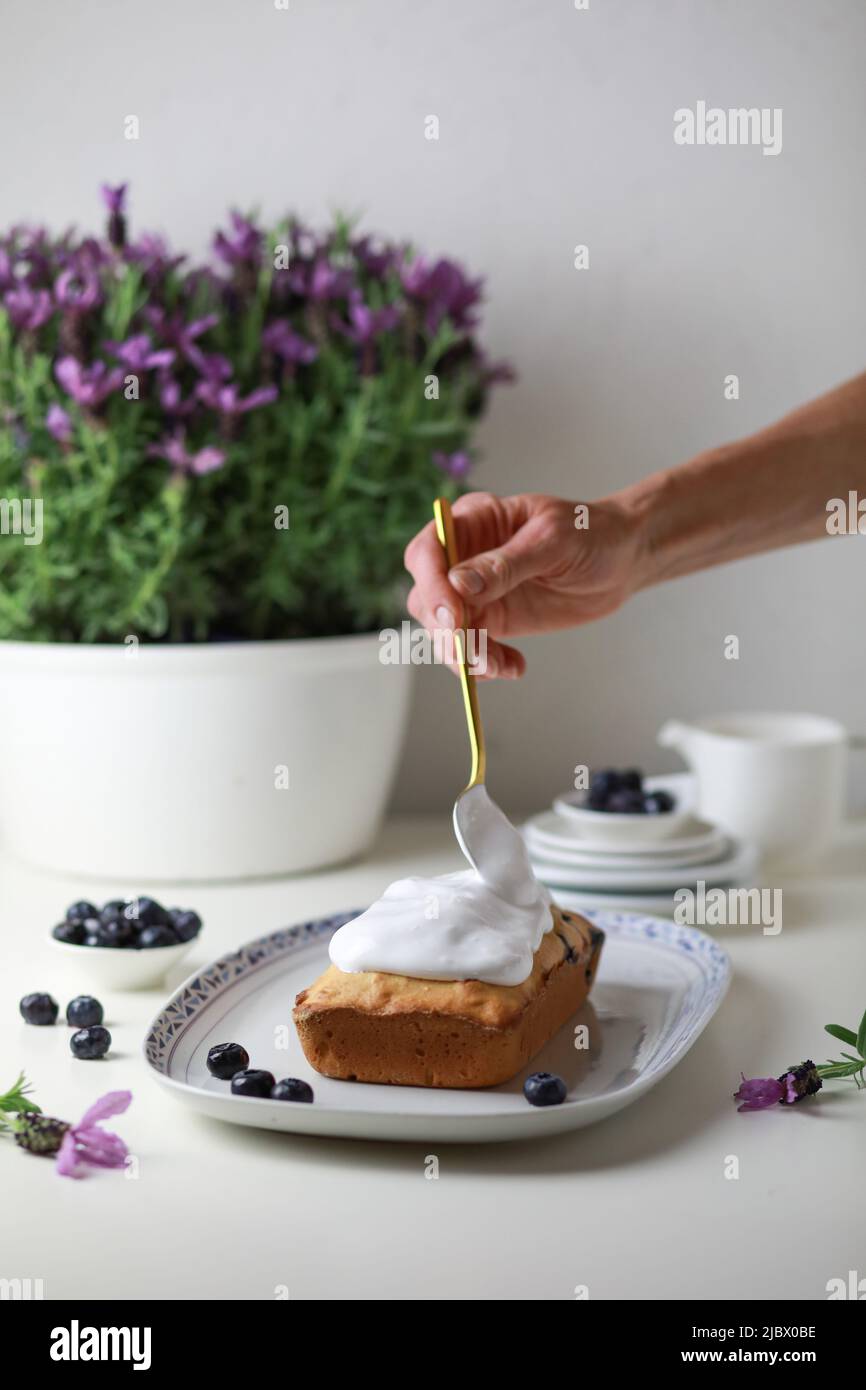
[143,909,731,1144]
[526,838,760,892]
[526,808,722,862]
[522,832,731,872]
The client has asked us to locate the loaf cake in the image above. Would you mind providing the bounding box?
[293,907,603,1089]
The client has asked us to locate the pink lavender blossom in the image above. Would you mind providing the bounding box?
[46,403,73,443]
[401,255,483,332]
[55,267,101,312]
[261,319,318,367]
[3,286,53,331]
[55,355,124,407]
[148,431,226,475]
[195,380,278,416]
[433,450,472,480]
[335,300,400,345]
[734,1060,822,1111]
[213,211,261,268]
[104,333,175,372]
[733,1075,784,1111]
[55,1090,132,1179]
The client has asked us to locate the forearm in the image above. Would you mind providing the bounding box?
[616,371,866,590]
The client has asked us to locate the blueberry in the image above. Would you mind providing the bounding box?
[66,900,98,923]
[589,769,621,801]
[169,908,202,943]
[66,995,104,1028]
[19,992,59,1026]
[52,920,85,945]
[644,790,676,814]
[620,769,643,793]
[271,1078,314,1103]
[231,1069,275,1098]
[523,1072,567,1107]
[70,1025,111,1060]
[95,918,135,948]
[207,1042,250,1080]
[99,899,126,925]
[607,789,646,814]
[136,924,178,949]
[124,896,170,927]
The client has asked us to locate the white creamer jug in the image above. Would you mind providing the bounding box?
[657,712,852,862]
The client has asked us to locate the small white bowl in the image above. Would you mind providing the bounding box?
[551,792,694,847]
[48,936,197,991]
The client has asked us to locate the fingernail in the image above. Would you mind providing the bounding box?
[451,566,484,595]
[435,605,455,630]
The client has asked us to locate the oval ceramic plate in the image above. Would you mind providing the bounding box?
[143,909,731,1143]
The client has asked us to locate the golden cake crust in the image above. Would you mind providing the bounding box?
[293,906,603,1089]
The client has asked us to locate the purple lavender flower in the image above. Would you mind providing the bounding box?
[335,300,400,345]
[55,356,124,408]
[148,431,225,476]
[55,267,101,312]
[104,333,175,372]
[195,380,278,416]
[125,233,186,281]
[401,255,483,332]
[189,350,233,385]
[213,211,261,268]
[433,450,472,480]
[56,1090,132,1179]
[145,309,218,360]
[156,375,196,417]
[778,1060,822,1104]
[734,1060,823,1111]
[100,183,127,215]
[261,319,318,367]
[308,258,354,302]
[733,1075,784,1111]
[100,183,127,248]
[3,286,53,331]
[46,403,73,443]
[352,235,397,279]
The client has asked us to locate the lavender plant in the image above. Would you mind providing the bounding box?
[0,187,511,642]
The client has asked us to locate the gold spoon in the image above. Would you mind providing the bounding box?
[433,497,538,906]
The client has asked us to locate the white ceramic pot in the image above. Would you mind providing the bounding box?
[0,634,413,881]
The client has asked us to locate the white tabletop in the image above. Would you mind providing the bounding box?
[2,815,865,1301]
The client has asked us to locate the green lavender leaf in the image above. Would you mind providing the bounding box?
[817,1058,866,1078]
[0,1072,41,1127]
[857,1007,866,1061]
[825,1024,858,1047]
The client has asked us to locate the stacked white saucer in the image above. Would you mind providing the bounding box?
[523,773,761,915]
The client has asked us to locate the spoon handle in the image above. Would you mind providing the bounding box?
[433,497,486,788]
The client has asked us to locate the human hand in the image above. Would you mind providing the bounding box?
[404,491,643,678]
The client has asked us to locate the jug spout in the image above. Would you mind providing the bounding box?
[657,719,694,756]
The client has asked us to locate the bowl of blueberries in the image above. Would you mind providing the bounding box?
[553,768,693,846]
[49,896,202,990]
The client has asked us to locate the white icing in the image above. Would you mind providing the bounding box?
[328,866,554,988]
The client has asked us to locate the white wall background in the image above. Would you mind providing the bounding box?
[3,0,865,816]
